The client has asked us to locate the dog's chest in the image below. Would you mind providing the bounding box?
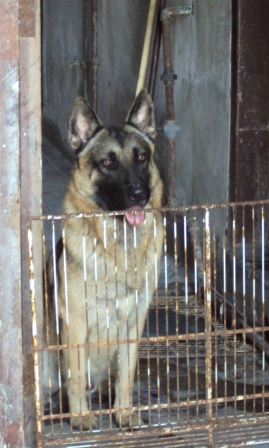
[60,218,162,336]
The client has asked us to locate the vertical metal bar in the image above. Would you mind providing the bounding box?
[241,207,247,417]
[93,218,102,428]
[121,216,131,429]
[76,345,82,432]
[184,216,189,308]
[123,216,130,429]
[161,11,177,207]
[184,215,191,422]
[143,213,151,426]
[62,225,69,328]
[188,217,205,304]
[28,221,42,447]
[212,209,218,419]
[82,218,90,391]
[154,211,161,426]
[58,222,66,430]
[103,215,113,429]
[232,206,237,417]
[163,212,171,424]
[113,214,120,427]
[52,221,60,336]
[51,220,64,432]
[173,211,180,421]
[261,205,266,414]
[251,205,257,415]
[191,211,199,420]
[42,221,55,435]
[186,212,205,422]
[133,217,142,425]
[204,209,213,446]
[161,6,193,207]
[20,0,42,442]
[222,207,228,418]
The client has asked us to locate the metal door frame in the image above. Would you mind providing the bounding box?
[0,1,42,446]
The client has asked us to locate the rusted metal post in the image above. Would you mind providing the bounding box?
[19,0,42,445]
[161,5,193,206]
[188,216,205,298]
[161,9,177,207]
[0,1,24,446]
[28,220,43,447]
[91,0,99,112]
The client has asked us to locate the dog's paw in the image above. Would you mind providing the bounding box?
[71,413,98,431]
[115,411,142,429]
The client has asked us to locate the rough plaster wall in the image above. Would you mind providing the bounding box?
[42,0,231,206]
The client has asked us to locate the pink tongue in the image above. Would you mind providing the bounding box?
[125,206,145,226]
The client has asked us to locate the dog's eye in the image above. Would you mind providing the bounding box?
[137,154,146,162]
[103,159,112,167]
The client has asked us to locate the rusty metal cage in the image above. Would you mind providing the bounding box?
[28,201,269,447]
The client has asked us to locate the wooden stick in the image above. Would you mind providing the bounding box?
[136,0,158,96]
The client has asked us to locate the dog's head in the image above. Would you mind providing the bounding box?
[67,89,163,223]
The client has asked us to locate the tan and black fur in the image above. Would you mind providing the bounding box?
[48,90,163,430]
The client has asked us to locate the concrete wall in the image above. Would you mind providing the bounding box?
[167,0,232,205]
[42,0,85,160]
[97,0,150,122]
[42,0,232,205]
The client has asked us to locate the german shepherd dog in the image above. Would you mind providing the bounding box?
[47,89,163,430]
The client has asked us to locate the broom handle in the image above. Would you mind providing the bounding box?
[136,0,158,96]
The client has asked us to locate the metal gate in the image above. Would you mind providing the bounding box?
[28,201,269,447]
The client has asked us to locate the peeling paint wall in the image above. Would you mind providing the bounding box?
[42,0,231,205]
[0,1,42,445]
[0,1,24,446]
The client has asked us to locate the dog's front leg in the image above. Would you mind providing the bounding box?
[62,319,97,430]
[114,310,146,428]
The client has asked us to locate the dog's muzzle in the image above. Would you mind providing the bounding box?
[127,182,149,206]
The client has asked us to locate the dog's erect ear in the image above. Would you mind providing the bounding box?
[68,97,103,151]
[126,89,156,141]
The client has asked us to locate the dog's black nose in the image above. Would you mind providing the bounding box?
[128,182,148,205]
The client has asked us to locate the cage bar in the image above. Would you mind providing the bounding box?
[28,201,269,447]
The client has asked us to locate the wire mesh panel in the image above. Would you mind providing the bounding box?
[28,202,269,447]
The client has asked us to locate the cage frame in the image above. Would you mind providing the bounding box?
[28,200,269,447]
